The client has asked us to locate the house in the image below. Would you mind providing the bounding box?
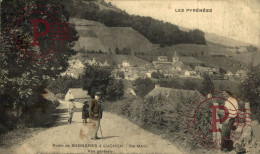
[225,71,234,76]
[184,70,197,76]
[145,84,204,101]
[102,61,110,67]
[125,71,139,81]
[61,68,84,78]
[125,88,136,96]
[84,58,92,64]
[236,70,247,77]
[158,56,168,61]
[153,56,172,67]
[172,61,184,71]
[69,59,85,69]
[122,61,131,68]
[65,88,91,102]
[195,66,213,75]
[146,72,152,78]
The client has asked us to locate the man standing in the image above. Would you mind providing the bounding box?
[221,91,239,151]
[89,92,103,140]
[68,98,76,125]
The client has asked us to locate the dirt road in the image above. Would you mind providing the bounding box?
[8,100,186,154]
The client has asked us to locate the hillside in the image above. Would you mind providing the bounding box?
[67,0,259,72]
[70,18,153,53]
[66,0,206,46]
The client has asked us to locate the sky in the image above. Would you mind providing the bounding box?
[106,0,260,47]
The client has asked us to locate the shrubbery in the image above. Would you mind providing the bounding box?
[104,93,213,151]
[134,78,154,97]
[47,76,82,94]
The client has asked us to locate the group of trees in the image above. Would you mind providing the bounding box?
[239,65,260,121]
[0,0,78,130]
[115,47,131,55]
[47,76,82,95]
[65,0,206,46]
[82,66,124,101]
[151,71,164,79]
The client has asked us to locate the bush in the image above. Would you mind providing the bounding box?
[151,71,164,79]
[134,78,154,97]
[104,93,213,151]
[47,76,82,94]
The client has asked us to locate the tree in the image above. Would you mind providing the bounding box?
[82,66,124,100]
[115,47,119,54]
[116,71,125,79]
[106,79,124,101]
[47,76,82,94]
[219,67,227,74]
[151,71,164,79]
[239,66,260,121]
[134,78,154,97]
[200,74,214,94]
[82,66,112,97]
[0,0,78,128]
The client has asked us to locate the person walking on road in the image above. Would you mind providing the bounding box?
[89,92,103,140]
[82,101,90,124]
[68,99,76,125]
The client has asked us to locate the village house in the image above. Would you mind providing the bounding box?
[145,84,205,102]
[236,70,247,77]
[152,56,172,67]
[69,59,85,69]
[61,68,84,78]
[152,52,191,77]
[184,70,197,76]
[146,72,152,78]
[124,70,139,81]
[194,66,213,75]
[125,87,136,96]
[122,61,131,68]
[225,71,234,76]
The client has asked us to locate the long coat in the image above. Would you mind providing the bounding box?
[82,104,89,119]
[89,99,102,119]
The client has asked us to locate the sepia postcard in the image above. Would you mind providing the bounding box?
[0,0,260,153]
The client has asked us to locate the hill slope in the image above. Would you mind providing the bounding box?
[70,18,153,53]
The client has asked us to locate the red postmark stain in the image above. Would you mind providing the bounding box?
[187,91,252,150]
[8,5,73,63]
